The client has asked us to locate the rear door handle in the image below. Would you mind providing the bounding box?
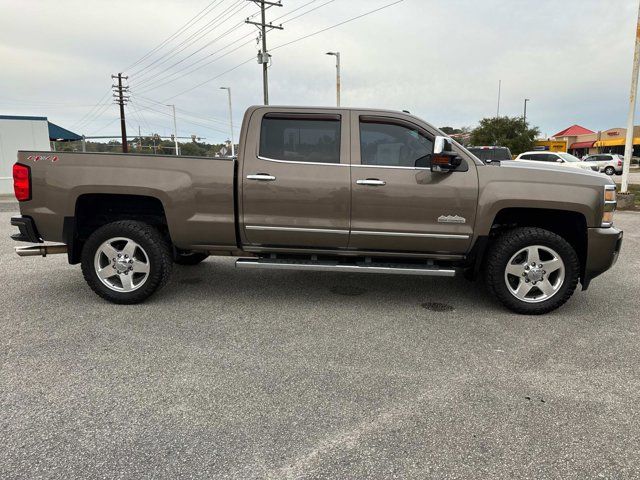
[247,174,276,181]
[356,179,386,186]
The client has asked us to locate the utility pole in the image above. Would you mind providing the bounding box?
[523,98,530,125]
[246,1,283,105]
[220,87,235,156]
[166,105,180,156]
[111,73,129,153]
[138,125,142,152]
[326,52,341,107]
[622,1,640,194]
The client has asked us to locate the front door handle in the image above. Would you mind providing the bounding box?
[356,179,386,186]
[247,174,276,181]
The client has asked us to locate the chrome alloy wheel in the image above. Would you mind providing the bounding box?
[503,245,565,303]
[93,237,150,292]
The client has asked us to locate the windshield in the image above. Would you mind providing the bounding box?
[467,147,512,162]
[558,153,581,163]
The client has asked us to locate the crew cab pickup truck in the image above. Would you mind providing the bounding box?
[10,106,623,314]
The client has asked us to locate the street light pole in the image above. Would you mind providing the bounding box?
[220,87,235,157]
[326,51,341,107]
[524,98,530,125]
[622,0,640,194]
[166,104,179,156]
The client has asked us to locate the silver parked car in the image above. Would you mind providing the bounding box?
[582,154,623,175]
[515,151,600,172]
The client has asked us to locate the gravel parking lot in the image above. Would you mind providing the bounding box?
[1,208,639,479]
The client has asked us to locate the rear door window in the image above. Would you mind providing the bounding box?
[259,115,341,164]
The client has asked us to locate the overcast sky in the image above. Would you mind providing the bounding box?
[0,0,638,143]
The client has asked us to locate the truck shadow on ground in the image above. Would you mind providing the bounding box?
[159,258,505,314]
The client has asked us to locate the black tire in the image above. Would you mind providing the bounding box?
[81,220,173,304]
[174,252,209,265]
[485,227,579,315]
[604,166,615,175]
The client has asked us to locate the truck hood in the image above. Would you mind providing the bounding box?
[499,160,607,182]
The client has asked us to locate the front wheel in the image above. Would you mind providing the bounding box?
[485,227,579,314]
[81,221,173,304]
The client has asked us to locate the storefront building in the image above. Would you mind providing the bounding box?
[545,124,640,158]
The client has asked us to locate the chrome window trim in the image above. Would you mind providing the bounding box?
[246,225,349,234]
[351,164,431,171]
[257,155,348,167]
[351,230,469,239]
[257,156,432,170]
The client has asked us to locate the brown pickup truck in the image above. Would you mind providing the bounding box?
[10,106,623,314]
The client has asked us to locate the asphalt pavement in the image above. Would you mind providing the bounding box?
[1,209,639,479]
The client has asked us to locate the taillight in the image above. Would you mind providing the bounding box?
[13,163,31,201]
[618,159,623,166]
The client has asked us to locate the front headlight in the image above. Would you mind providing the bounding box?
[602,185,616,227]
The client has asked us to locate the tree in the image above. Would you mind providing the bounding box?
[440,126,462,135]
[470,116,540,155]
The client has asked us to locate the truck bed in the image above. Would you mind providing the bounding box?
[16,151,237,250]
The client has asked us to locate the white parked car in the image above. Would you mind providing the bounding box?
[515,151,600,172]
[582,154,623,175]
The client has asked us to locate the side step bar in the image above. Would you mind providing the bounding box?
[15,244,67,257]
[236,258,456,277]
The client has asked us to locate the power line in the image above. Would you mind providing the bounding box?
[135,95,237,127]
[130,0,249,80]
[73,100,114,132]
[271,0,317,22]
[129,21,256,90]
[69,89,113,129]
[279,0,335,25]
[131,0,335,96]
[271,0,405,52]
[130,99,232,135]
[123,0,226,71]
[134,36,257,95]
[89,116,121,135]
[163,0,406,101]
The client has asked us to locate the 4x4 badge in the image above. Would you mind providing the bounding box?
[438,215,466,224]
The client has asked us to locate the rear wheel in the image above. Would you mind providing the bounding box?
[81,221,172,304]
[604,166,615,175]
[485,227,579,314]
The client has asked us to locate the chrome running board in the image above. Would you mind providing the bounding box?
[15,244,68,257]
[235,258,456,277]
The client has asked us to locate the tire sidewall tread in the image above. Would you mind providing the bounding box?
[81,221,173,304]
[485,227,579,315]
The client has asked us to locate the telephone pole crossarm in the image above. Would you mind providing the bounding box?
[245,20,283,30]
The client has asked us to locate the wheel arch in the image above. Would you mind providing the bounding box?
[66,193,170,264]
[484,207,588,285]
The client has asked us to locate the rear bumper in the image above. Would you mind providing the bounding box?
[10,216,42,243]
[582,226,623,289]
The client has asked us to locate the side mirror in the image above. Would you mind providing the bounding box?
[430,135,462,172]
[556,158,563,163]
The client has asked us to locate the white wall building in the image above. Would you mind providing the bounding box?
[0,115,51,195]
